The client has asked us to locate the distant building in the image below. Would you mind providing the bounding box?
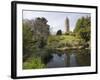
[65,17,70,32]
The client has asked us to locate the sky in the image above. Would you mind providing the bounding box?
[23,10,90,34]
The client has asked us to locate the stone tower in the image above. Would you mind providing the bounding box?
[65,17,70,32]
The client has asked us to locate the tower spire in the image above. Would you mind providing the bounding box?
[65,17,70,32]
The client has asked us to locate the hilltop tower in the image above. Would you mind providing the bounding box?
[65,17,70,32]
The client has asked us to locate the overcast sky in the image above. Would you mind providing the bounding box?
[23,10,90,33]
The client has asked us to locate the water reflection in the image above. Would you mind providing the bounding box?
[46,49,90,68]
[47,54,66,68]
[70,54,78,67]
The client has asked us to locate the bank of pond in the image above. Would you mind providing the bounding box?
[23,49,90,69]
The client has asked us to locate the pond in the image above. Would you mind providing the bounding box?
[46,49,90,68]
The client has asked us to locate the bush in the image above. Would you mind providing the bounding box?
[65,42,72,47]
[23,57,45,69]
[56,30,62,35]
[57,42,65,48]
[65,32,69,35]
[70,32,76,36]
[79,29,90,42]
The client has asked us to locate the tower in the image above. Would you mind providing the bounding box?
[65,17,70,32]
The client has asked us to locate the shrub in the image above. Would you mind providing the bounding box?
[23,57,45,69]
[56,30,62,35]
[65,32,69,35]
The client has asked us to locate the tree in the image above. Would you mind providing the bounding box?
[56,30,62,35]
[32,17,50,48]
[23,22,34,61]
[74,16,91,42]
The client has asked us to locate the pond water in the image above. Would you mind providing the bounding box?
[46,50,90,68]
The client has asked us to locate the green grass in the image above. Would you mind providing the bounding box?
[47,35,83,49]
[48,35,78,43]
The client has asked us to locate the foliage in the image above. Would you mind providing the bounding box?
[23,22,34,61]
[23,57,45,69]
[22,16,91,69]
[23,17,50,61]
[78,28,90,42]
[47,35,83,48]
[56,30,62,35]
[74,16,91,42]
[64,31,76,37]
[32,17,50,48]
[64,32,69,35]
